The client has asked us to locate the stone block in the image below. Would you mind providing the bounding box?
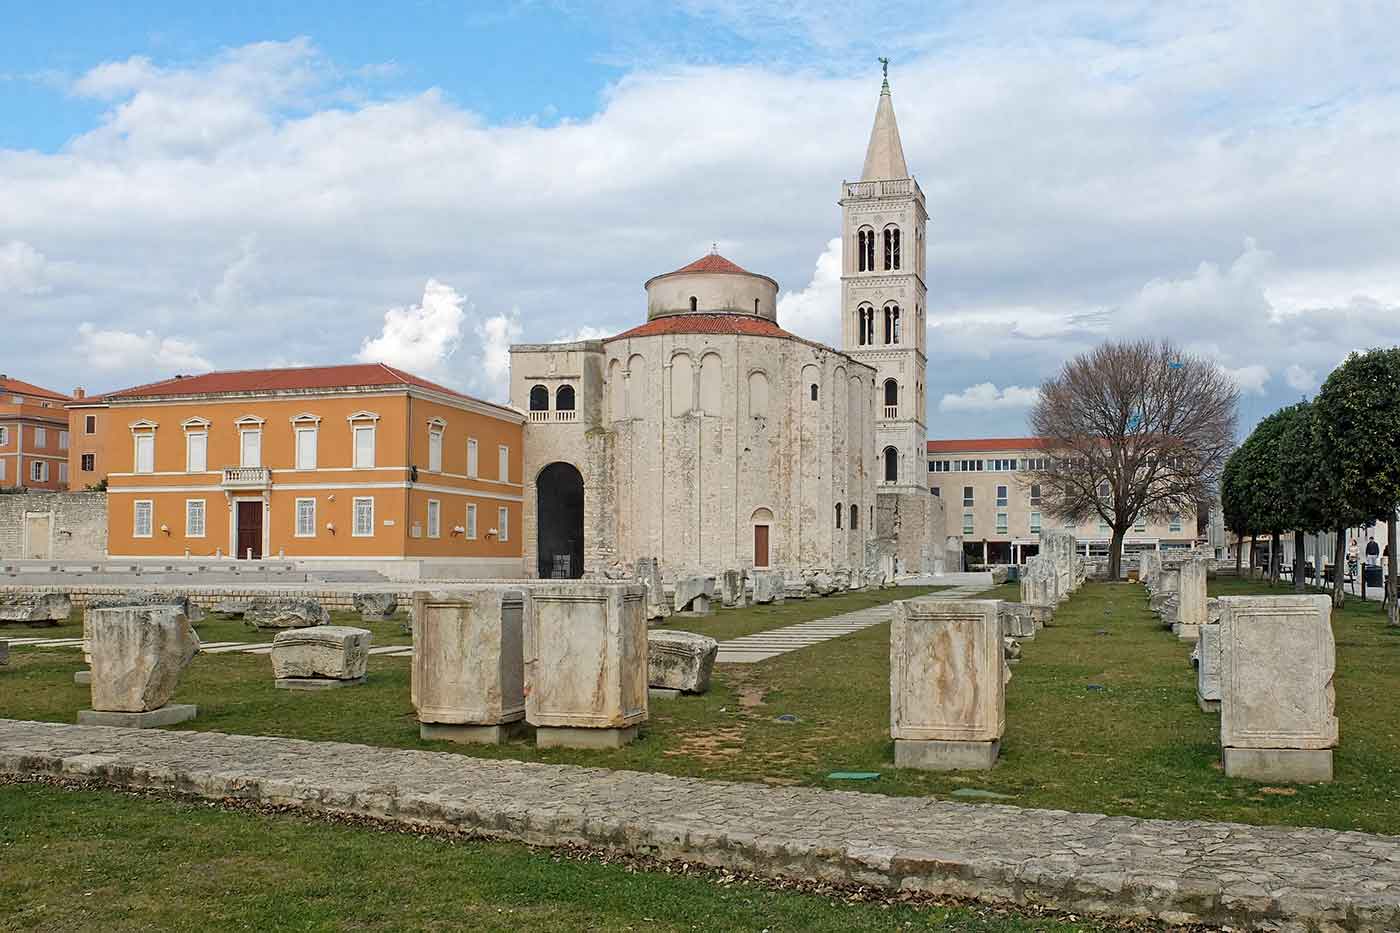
[78,703,197,728]
[1223,747,1333,783]
[0,592,71,624]
[998,603,1036,639]
[890,598,1005,771]
[894,738,1000,771]
[1156,569,1179,595]
[720,570,746,608]
[270,625,371,682]
[808,572,837,596]
[275,676,367,691]
[353,592,398,622]
[88,605,200,713]
[535,725,639,749]
[412,589,526,728]
[1196,623,1221,712]
[751,571,782,604]
[648,630,718,693]
[648,687,681,700]
[1020,555,1056,615]
[1220,595,1337,781]
[1177,559,1208,637]
[245,598,330,630]
[73,670,90,685]
[524,583,647,739]
[673,576,716,613]
[213,598,252,617]
[85,591,204,628]
[636,558,670,621]
[420,721,527,745]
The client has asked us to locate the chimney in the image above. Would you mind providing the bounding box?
[73,387,86,399]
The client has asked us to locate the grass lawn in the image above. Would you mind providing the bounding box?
[16,609,414,647]
[3,579,1397,834]
[653,584,947,641]
[0,781,1112,933]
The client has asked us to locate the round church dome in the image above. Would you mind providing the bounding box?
[643,252,779,322]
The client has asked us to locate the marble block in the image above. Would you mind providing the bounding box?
[87,606,200,713]
[412,589,526,731]
[998,602,1036,639]
[0,592,71,624]
[648,630,718,693]
[245,598,330,630]
[636,558,670,621]
[751,570,783,604]
[271,626,371,682]
[85,592,205,627]
[891,598,1005,770]
[673,576,716,614]
[1156,569,1179,595]
[1020,556,1056,617]
[1196,623,1222,712]
[720,570,746,609]
[1219,595,1337,781]
[1138,552,1161,587]
[808,572,837,596]
[1177,559,1209,640]
[353,592,398,622]
[79,704,197,728]
[524,583,647,743]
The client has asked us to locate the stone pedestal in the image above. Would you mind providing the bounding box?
[637,558,670,622]
[79,704,197,727]
[420,721,526,744]
[1196,623,1221,712]
[674,576,716,614]
[752,571,783,604]
[276,675,368,691]
[271,626,371,685]
[73,670,91,686]
[998,603,1036,640]
[1219,595,1337,783]
[1020,556,1055,623]
[720,570,746,608]
[524,583,647,748]
[648,630,718,693]
[86,605,200,717]
[1176,559,1208,642]
[890,598,1005,771]
[412,589,526,744]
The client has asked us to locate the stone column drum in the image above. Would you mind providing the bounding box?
[79,605,200,727]
[525,583,648,749]
[891,598,1006,770]
[271,626,371,690]
[1219,595,1337,783]
[412,589,527,744]
[1176,558,1209,642]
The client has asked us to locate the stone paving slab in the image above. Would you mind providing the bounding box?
[1,719,1395,930]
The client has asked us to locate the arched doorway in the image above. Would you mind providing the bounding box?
[537,462,584,579]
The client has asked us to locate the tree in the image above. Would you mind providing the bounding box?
[1314,348,1400,621]
[1030,338,1239,579]
[1271,401,1329,593]
[1220,446,1254,578]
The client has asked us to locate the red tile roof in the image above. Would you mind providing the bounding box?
[670,253,752,276]
[607,313,830,349]
[926,437,1049,453]
[0,376,71,402]
[101,363,488,406]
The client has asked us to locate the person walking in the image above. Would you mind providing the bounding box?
[1366,535,1380,567]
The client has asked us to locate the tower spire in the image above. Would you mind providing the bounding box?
[861,59,908,181]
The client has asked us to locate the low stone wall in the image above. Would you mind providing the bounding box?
[0,491,108,560]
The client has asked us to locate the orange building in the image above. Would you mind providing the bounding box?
[0,374,72,490]
[99,364,525,578]
[66,387,109,489]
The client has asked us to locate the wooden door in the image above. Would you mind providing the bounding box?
[237,500,263,560]
[753,524,770,568]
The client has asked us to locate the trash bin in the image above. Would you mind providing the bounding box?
[1364,564,1384,588]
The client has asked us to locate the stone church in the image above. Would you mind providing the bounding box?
[509,75,948,583]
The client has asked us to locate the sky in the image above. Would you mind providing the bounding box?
[3,0,1399,439]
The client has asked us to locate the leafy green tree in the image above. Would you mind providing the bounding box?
[1314,348,1400,621]
[1273,401,1328,592]
[1220,446,1254,578]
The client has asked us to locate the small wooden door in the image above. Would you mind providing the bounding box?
[753,524,770,568]
[237,500,263,560]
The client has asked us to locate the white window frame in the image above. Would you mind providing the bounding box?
[295,497,317,537]
[1169,514,1183,533]
[58,462,68,485]
[81,453,94,472]
[134,433,155,474]
[185,499,206,538]
[427,420,444,473]
[84,415,96,435]
[427,498,441,538]
[186,431,207,473]
[1030,511,1042,533]
[295,426,318,471]
[31,460,47,482]
[134,500,154,538]
[352,496,374,537]
[0,426,7,446]
[34,426,46,447]
[962,486,974,507]
[497,506,509,542]
[498,444,509,482]
[996,511,1008,534]
[995,484,1008,508]
[466,503,477,539]
[58,430,68,450]
[239,428,262,468]
[962,511,974,535]
[0,458,6,481]
[353,425,376,469]
[466,438,479,477]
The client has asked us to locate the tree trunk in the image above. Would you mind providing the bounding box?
[1332,528,1346,609]
[1294,531,1307,593]
[1389,516,1399,626]
[1108,526,1126,580]
[1249,534,1258,579]
[1234,535,1243,577]
[1271,531,1281,585]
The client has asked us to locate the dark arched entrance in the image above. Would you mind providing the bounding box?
[537,462,584,579]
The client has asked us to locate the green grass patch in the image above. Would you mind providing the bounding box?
[21,609,413,647]
[653,584,947,641]
[0,781,1106,932]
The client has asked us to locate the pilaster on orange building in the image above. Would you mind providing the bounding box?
[96,363,526,579]
[0,374,73,490]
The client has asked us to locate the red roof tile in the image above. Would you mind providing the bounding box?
[0,376,71,402]
[607,313,817,344]
[102,363,490,407]
[669,253,752,276]
[926,437,1049,453]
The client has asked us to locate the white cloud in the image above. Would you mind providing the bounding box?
[357,279,466,376]
[76,323,213,373]
[475,310,521,403]
[1221,364,1270,395]
[777,237,841,346]
[0,241,52,295]
[554,325,613,343]
[1284,363,1316,394]
[939,382,1040,413]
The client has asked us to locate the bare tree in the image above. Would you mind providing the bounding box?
[1029,339,1239,579]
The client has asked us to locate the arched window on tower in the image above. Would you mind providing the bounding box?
[883,226,901,270]
[883,446,899,483]
[689,296,698,312]
[555,384,575,411]
[857,227,875,272]
[857,304,875,346]
[529,385,549,411]
[883,379,898,408]
[850,503,859,529]
[835,503,843,529]
[883,304,901,344]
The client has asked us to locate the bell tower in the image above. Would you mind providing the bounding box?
[841,63,928,496]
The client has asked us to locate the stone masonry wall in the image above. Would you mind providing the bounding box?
[0,491,108,560]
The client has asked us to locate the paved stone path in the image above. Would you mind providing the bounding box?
[714,584,989,663]
[1,719,1395,930]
